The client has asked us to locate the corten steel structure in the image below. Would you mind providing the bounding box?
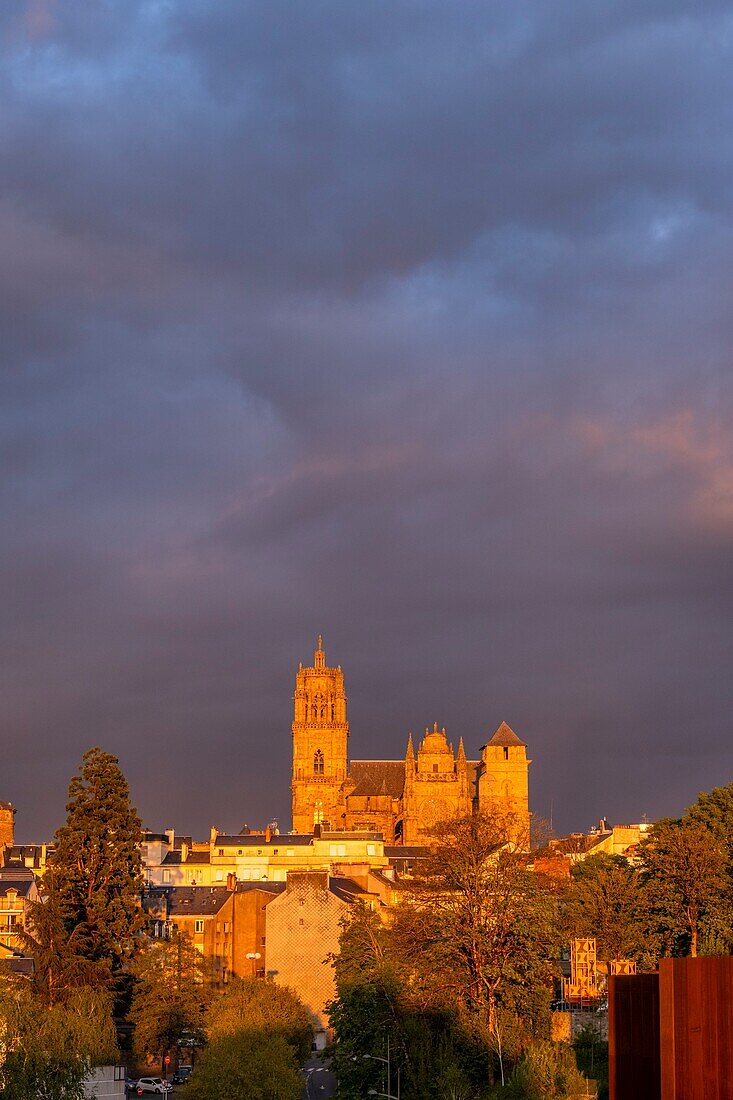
[609,957,733,1100]
[659,956,733,1100]
[608,972,661,1100]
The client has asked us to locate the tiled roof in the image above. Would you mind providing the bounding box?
[484,721,525,748]
[161,850,211,865]
[150,886,231,916]
[214,834,312,847]
[349,761,405,798]
[328,876,370,903]
[0,877,36,897]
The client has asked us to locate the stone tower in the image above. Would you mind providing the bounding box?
[291,637,349,833]
[0,800,15,858]
[477,722,531,847]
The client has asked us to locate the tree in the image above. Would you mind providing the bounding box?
[564,853,653,967]
[686,783,733,859]
[129,930,210,1063]
[45,747,144,978]
[205,977,313,1062]
[19,868,111,1006]
[640,819,729,957]
[185,1031,302,1100]
[404,813,559,1037]
[0,982,118,1100]
[183,978,312,1100]
[498,1039,590,1100]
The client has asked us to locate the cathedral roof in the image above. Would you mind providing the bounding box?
[349,760,405,799]
[419,723,452,753]
[484,721,525,748]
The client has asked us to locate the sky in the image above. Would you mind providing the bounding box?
[2,0,732,841]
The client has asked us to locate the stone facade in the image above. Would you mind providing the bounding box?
[291,639,532,846]
[265,870,366,1046]
[0,802,15,859]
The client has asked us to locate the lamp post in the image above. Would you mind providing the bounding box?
[364,1035,400,1100]
[245,950,261,977]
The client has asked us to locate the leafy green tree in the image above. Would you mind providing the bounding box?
[564,853,653,967]
[46,747,144,978]
[183,978,312,1100]
[686,783,733,859]
[185,1031,302,1100]
[205,976,313,1061]
[0,982,118,1100]
[404,813,559,1043]
[129,930,210,1063]
[640,818,729,957]
[497,1039,590,1100]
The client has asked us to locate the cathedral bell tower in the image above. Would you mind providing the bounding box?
[291,637,349,833]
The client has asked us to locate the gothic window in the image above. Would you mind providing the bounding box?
[331,702,335,720]
[313,801,324,826]
[311,703,317,721]
[314,749,324,775]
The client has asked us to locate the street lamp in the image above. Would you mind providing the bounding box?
[363,1036,400,1100]
[245,951,261,977]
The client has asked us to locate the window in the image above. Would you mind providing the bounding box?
[503,747,509,761]
[286,848,295,857]
[313,801,324,826]
[238,849,242,855]
[215,870,223,881]
[313,749,324,775]
[194,920,204,934]
[218,848,224,856]
[329,843,347,857]
[433,763,439,773]
[367,844,376,856]
[223,922,229,933]
[162,870,171,884]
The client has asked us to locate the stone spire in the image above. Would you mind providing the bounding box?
[405,732,415,763]
[314,634,325,669]
[457,736,467,764]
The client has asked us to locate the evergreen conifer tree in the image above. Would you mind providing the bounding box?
[45,747,144,978]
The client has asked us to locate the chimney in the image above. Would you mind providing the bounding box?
[165,828,175,848]
[210,826,218,845]
[181,842,189,862]
[226,872,237,892]
[265,826,272,843]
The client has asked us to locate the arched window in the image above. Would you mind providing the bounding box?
[313,801,324,826]
[313,749,324,775]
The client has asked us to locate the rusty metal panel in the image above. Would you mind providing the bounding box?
[659,957,733,1100]
[608,972,661,1100]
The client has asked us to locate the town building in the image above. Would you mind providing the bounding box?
[145,869,385,1047]
[0,864,39,955]
[291,637,531,845]
[142,825,391,886]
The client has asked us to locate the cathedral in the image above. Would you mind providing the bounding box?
[291,637,531,845]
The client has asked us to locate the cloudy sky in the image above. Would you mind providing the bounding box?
[2,0,732,841]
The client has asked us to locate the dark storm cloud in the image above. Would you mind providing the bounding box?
[1,0,732,839]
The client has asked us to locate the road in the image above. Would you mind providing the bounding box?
[301,1055,337,1099]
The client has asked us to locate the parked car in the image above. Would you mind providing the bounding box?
[172,1065,193,1085]
[135,1078,173,1095]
